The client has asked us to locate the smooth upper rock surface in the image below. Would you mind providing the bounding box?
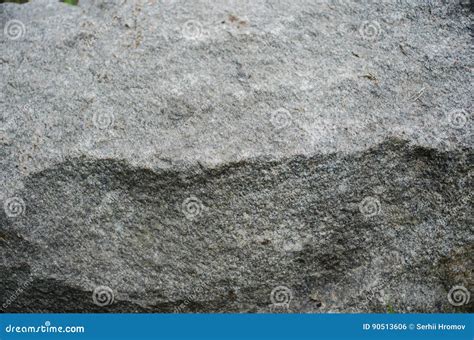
[1,0,472,313]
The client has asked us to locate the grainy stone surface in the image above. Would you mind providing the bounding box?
[0,0,472,313]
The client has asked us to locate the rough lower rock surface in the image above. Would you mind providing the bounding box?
[1,0,472,313]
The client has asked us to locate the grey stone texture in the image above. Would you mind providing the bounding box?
[1,0,472,312]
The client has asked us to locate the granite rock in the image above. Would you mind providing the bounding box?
[1,0,472,312]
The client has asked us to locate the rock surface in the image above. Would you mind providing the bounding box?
[1,0,472,313]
